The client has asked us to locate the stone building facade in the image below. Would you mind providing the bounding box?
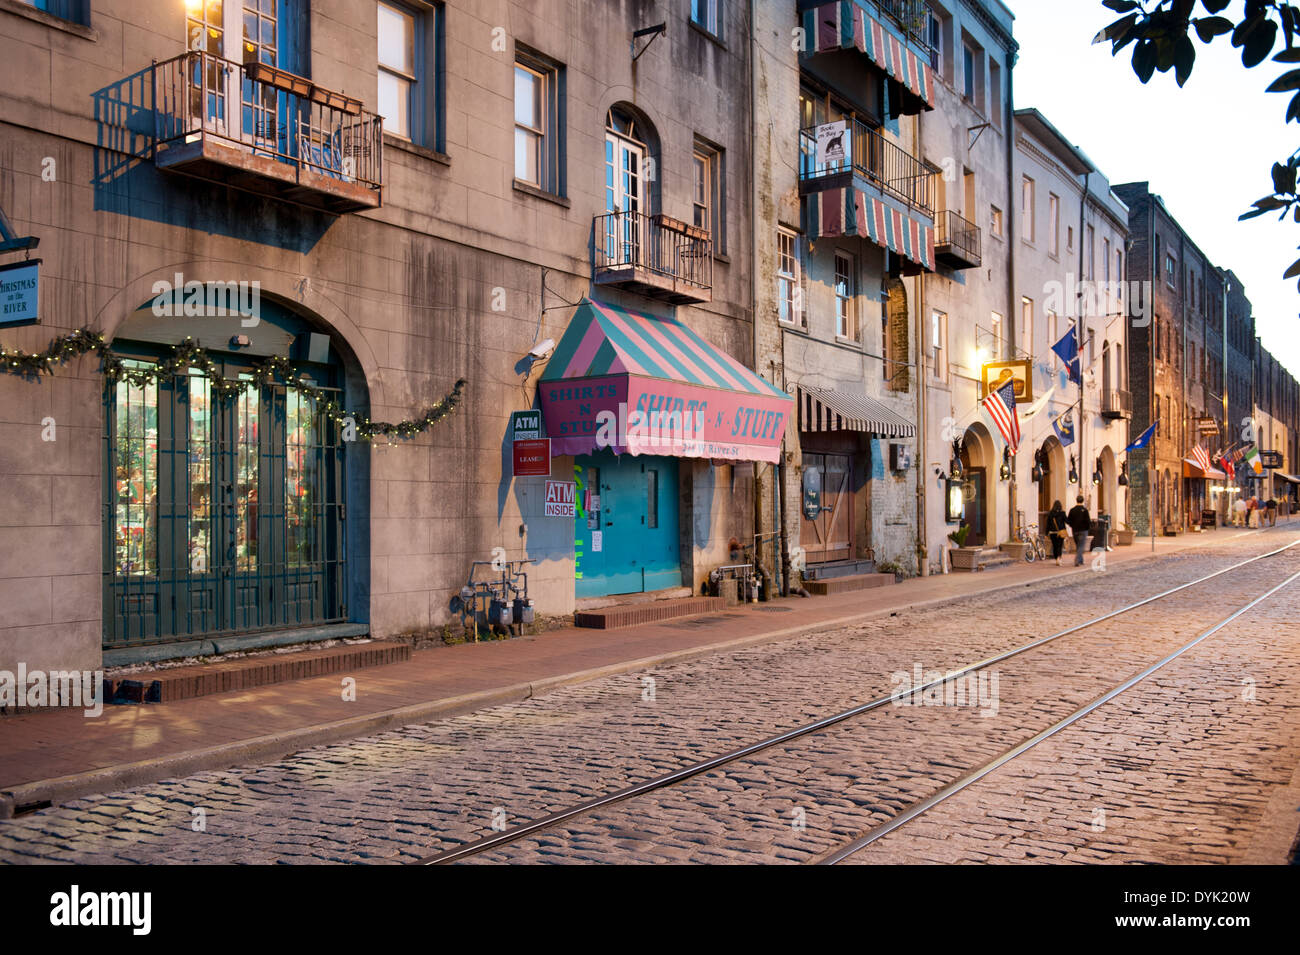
[0,0,772,672]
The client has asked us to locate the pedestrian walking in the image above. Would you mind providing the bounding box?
[1247,497,1259,528]
[1045,500,1068,566]
[1233,496,1247,527]
[1267,497,1277,526]
[1067,494,1091,566]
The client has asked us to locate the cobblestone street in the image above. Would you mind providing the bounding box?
[2,531,1299,865]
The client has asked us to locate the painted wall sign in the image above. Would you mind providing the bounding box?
[980,359,1033,402]
[544,479,576,517]
[0,259,40,327]
[510,409,542,440]
[512,438,551,477]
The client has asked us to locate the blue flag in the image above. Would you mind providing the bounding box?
[1051,327,1081,384]
[1052,409,1075,447]
[1123,421,1158,454]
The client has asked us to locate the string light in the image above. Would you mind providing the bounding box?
[0,330,466,441]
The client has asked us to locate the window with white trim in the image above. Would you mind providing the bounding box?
[931,309,947,381]
[834,252,856,341]
[777,228,803,327]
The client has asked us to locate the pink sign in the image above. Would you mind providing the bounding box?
[540,375,791,464]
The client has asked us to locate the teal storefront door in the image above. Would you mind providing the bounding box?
[574,451,680,598]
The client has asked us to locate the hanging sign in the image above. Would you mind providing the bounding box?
[544,479,576,517]
[510,409,542,440]
[815,120,849,168]
[513,438,550,477]
[0,259,40,328]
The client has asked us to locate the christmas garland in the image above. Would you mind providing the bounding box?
[0,329,466,441]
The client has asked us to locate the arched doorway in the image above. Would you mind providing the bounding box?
[959,423,995,546]
[1098,446,1118,521]
[1036,434,1068,528]
[103,292,367,651]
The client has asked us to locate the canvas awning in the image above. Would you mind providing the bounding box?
[799,385,915,437]
[1182,457,1227,480]
[539,299,793,463]
[805,186,935,272]
[803,0,936,113]
[1274,472,1300,484]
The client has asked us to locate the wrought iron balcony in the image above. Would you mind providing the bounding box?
[149,52,383,213]
[1102,389,1132,420]
[799,120,934,217]
[934,210,981,270]
[871,0,934,56]
[593,211,712,305]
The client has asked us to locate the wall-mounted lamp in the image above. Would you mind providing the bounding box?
[1118,461,1129,487]
[1092,456,1103,486]
[999,447,1012,481]
[1068,454,1079,485]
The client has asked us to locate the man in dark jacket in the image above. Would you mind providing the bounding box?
[1067,495,1091,566]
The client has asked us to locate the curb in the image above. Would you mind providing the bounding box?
[0,529,1274,817]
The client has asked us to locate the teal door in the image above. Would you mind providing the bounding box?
[575,451,680,598]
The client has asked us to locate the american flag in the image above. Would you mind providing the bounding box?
[982,378,1020,453]
[1191,443,1213,473]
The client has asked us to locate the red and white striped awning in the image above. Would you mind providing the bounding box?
[803,1,936,113]
[805,186,935,272]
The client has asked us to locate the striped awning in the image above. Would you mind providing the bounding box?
[799,385,915,437]
[539,299,794,463]
[804,1,936,112]
[1182,457,1227,480]
[805,186,935,272]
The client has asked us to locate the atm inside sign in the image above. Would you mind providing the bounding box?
[544,480,576,517]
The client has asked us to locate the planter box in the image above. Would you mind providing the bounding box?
[999,542,1029,561]
[948,546,981,570]
[1113,529,1136,546]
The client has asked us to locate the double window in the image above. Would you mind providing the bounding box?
[931,309,948,381]
[777,228,804,327]
[693,138,725,251]
[19,0,90,25]
[377,1,442,149]
[834,252,856,341]
[691,0,721,37]
[514,50,565,196]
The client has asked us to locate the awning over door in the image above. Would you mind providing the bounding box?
[805,186,936,272]
[799,385,915,437]
[803,0,936,113]
[1182,457,1227,480]
[540,299,794,463]
[1274,472,1300,484]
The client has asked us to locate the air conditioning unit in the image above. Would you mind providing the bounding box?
[890,443,913,471]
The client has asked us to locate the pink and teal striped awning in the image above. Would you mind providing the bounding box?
[804,1,935,112]
[539,299,793,463]
[806,186,935,272]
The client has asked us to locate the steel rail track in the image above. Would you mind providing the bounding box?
[816,563,1300,864]
[415,536,1300,865]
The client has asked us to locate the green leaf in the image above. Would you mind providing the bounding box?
[1194,15,1234,42]
[1133,38,1158,82]
[1287,90,1300,121]
[1275,48,1300,62]
[1283,256,1300,280]
[1273,161,1297,195]
[1268,67,1300,91]
[1244,21,1279,67]
[1175,34,1196,84]
[1102,0,1140,10]
[1200,0,1232,13]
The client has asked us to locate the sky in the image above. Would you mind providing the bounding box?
[1007,0,1299,377]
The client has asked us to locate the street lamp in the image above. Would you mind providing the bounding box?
[1068,454,1079,485]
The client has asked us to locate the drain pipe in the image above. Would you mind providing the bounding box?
[915,108,929,577]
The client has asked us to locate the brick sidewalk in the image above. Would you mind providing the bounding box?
[0,526,1274,812]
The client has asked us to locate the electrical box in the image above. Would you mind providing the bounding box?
[890,443,912,472]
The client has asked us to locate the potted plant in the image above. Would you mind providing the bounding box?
[999,539,1030,561]
[1114,522,1136,546]
[947,524,980,570]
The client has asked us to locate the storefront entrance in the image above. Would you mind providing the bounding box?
[799,451,853,564]
[574,450,680,598]
[103,348,347,649]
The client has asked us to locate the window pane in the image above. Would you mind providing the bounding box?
[515,127,540,183]
[514,66,539,127]
[113,367,158,577]
[378,71,409,137]
[377,2,413,73]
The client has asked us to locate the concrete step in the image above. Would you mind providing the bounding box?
[107,640,408,704]
[803,558,876,581]
[805,573,895,596]
[574,596,726,630]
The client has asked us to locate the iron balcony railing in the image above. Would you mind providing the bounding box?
[871,0,934,56]
[799,120,934,216]
[152,51,383,195]
[1102,389,1133,418]
[934,209,982,267]
[594,210,713,292]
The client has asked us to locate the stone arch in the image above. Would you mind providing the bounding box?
[959,421,995,546]
[1037,433,1068,524]
[1099,445,1118,521]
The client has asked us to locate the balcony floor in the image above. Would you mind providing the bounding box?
[594,264,711,306]
[155,135,380,214]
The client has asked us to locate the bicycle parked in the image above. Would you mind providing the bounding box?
[1016,521,1048,563]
